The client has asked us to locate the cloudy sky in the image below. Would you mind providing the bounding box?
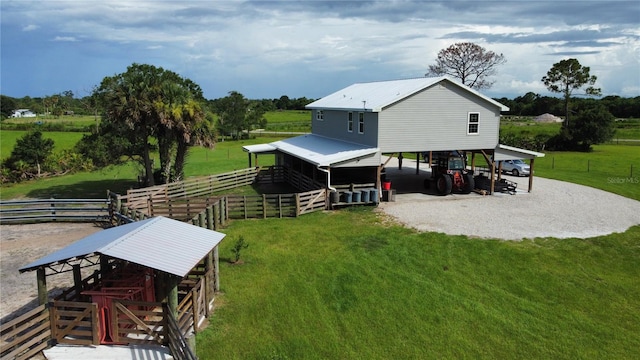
[1,1,639,101]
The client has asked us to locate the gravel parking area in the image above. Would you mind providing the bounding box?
[377,158,640,240]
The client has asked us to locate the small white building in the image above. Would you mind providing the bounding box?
[11,109,37,118]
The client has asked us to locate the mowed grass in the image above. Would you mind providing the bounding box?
[0,130,86,160]
[534,144,640,200]
[200,210,640,359]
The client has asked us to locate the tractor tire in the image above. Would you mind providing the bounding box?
[423,178,431,189]
[462,173,475,194]
[436,174,453,195]
[512,169,520,177]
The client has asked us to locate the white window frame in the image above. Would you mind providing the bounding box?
[467,112,479,135]
[316,110,324,121]
[358,112,365,134]
[347,112,353,132]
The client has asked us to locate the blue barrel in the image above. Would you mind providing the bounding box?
[361,189,370,203]
[342,191,353,203]
[352,191,361,203]
[370,188,379,203]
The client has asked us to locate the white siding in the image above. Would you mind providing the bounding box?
[378,82,500,152]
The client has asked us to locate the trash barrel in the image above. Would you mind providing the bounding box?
[352,191,361,203]
[370,188,379,203]
[342,191,353,203]
[361,189,370,203]
[330,191,340,204]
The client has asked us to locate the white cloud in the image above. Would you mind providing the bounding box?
[1,1,638,99]
[52,36,78,42]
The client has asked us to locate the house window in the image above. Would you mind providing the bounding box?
[358,112,365,133]
[348,112,353,132]
[468,113,479,134]
[316,110,324,121]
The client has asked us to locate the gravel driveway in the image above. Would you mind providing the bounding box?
[376,157,640,240]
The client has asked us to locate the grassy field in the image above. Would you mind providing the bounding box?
[0,131,86,160]
[535,144,640,200]
[199,210,640,359]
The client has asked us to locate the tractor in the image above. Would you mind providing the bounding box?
[424,151,475,195]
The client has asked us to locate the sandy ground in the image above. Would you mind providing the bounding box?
[0,223,103,322]
[377,157,640,240]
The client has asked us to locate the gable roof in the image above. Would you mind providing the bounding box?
[19,216,226,277]
[306,76,509,112]
[243,134,379,167]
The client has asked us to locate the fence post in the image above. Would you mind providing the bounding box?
[199,212,206,229]
[50,198,56,222]
[295,193,301,217]
[207,206,214,230]
[263,194,267,219]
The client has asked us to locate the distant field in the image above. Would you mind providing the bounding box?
[500,118,640,140]
[0,130,86,160]
[263,110,311,132]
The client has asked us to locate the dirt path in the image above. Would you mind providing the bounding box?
[0,223,103,322]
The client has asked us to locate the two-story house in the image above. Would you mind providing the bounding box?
[243,76,543,196]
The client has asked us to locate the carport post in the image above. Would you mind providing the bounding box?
[37,267,47,305]
[528,158,536,192]
[247,152,252,168]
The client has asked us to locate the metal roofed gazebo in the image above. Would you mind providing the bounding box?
[20,216,226,315]
[20,216,225,277]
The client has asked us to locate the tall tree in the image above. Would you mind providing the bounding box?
[0,95,17,118]
[541,58,601,128]
[426,42,506,90]
[93,63,213,185]
[215,91,266,140]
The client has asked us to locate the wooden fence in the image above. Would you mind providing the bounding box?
[0,304,51,360]
[125,167,260,209]
[50,301,99,346]
[0,198,110,224]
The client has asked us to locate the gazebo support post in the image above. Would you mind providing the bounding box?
[213,246,220,292]
[73,264,83,300]
[37,267,47,306]
[167,274,179,319]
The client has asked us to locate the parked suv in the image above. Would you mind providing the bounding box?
[498,159,530,177]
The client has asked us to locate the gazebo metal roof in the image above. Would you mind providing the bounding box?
[20,216,226,277]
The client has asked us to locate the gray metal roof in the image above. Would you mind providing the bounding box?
[243,134,379,167]
[306,76,509,112]
[20,216,226,277]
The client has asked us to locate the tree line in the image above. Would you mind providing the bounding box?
[1,44,638,185]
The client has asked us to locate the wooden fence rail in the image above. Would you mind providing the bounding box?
[0,198,111,224]
[0,304,51,360]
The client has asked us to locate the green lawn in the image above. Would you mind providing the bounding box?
[0,130,87,160]
[534,144,640,200]
[199,210,640,359]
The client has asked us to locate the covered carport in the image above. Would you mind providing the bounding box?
[489,144,545,192]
